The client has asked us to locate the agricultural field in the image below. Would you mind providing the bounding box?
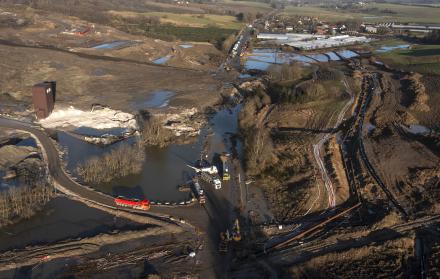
[377,44,440,75]
[284,3,440,24]
[107,11,243,29]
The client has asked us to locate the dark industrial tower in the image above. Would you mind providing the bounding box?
[32,81,56,119]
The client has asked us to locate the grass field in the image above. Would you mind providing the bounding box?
[284,3,440,24]
[222,0,272,13]
[144,25,236,44]
[377,44,440,75]
[108,10,242,29]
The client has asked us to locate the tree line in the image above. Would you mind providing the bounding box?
[0,182,55,228]
[76,143,145,184]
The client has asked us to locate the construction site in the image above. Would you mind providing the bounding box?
[0,1,440,278]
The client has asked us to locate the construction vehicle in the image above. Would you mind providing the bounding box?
[220,153,231,181]
[187,164,218,175]
[232,219,241,241]
[193,178,206,204]
[218,232,229,253]
[188,164,222,190]
[200,172,222,190]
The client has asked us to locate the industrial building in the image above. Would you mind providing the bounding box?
[257,33,371,50]
[32,81,56,119]
[285,35,371,50]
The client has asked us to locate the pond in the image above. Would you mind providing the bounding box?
[153,56,171,65]
[306,54,329,62]
[376,44,410,53]
[326,52,341,61]
[179,44,193,49]
[337,50,359,59]
[92,41,130,50]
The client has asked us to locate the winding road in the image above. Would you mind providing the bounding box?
[0,117,192,226]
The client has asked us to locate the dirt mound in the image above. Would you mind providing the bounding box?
[401,73,430,112]
[288,236,416,279]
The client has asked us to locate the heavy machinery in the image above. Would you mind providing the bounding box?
[114,196,150,210]
[193,178,206,204]
[232,219,241,242]
[219,232,229,253]
[220,153,231,181]
[187,164,222,190]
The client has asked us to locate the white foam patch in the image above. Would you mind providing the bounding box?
[40,106,138,130]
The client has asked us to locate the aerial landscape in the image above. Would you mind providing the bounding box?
[0,0,439,278]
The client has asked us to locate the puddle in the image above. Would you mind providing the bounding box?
[408,124,430,135]
[239,73,254,79]
[366,122,376,132]
[245,59,272,71]
[93,68,106,76]
[16,137,37,148]
[179,44,193,49]
[0,171,18,190]
[326,52,341,61]
[337,50,359,59]
[376,44,410,53]
[92,41,130,50]
[153,56,171,65]
[133,90,175,109]
[244,49,317,70]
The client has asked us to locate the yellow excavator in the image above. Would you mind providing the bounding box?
[232,219,241,242]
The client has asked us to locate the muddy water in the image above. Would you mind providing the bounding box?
[57,105,242,202]
[0,197,145,252]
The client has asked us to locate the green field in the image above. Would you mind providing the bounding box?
[284,3,440,24]
[108,10,243,29]
[144,25,237,44]
[141,12,243,29]
[377,44,440,75]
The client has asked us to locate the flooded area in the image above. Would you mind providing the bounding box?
[243,48,357,70]
[15,137,37,148]
[57,105,242,203]
[326,52,341,61]
[0,197,145,252]
[92,41,131,50]
[307,54,329,62]
[133,90,176,109]
[407,124,431,135]
[153,56,171,65]
[376,44,411,53]
[244,49,316,71]
[336,50,359,59]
